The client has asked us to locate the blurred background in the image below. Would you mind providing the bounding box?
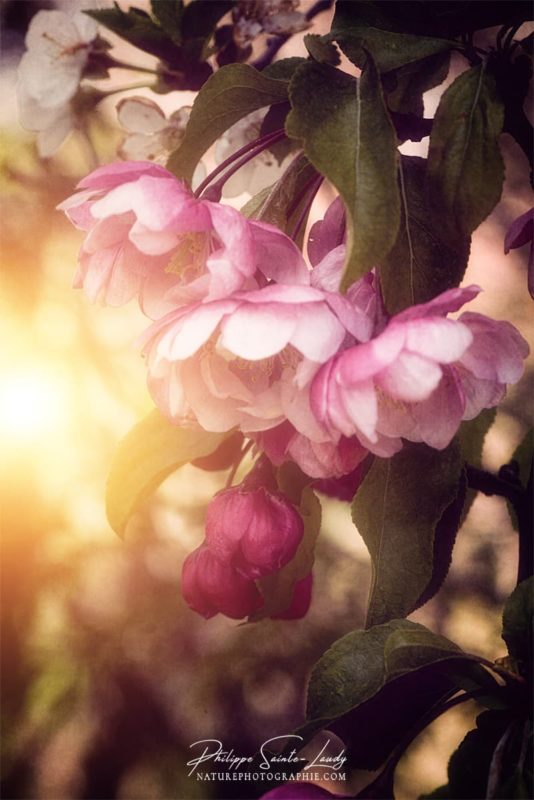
[1,2,532,799]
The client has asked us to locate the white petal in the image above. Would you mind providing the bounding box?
[117,97,167,134]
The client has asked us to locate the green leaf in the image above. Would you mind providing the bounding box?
[286,58,400,291]
[458,409,496,520]
[180,0,235,62]
[502,577,533,667]
[150,0,184,42]
[427,63,505,239]
[333,26,454,74]
[166,64,289,183]
[459,409,497,469]
[352,440,463,628]
[380,156,471,314]
[86,5,171,60]
[425,711,532,800]
[304,620,492,771]
[263,57,307,81]
[505,429,533,532]
[384,51,450,117]
[250,485,321,620]
[304,34,341,66]
[106,410,228,537]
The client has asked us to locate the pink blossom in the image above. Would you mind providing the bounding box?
[141,282,373,437]
[182,544,262,620]
[255,421,367,480]
[59,161,309,317]
[308,196,346,267]
[271,573,313,619]
[205,483,303,579]
[311,286,529,452]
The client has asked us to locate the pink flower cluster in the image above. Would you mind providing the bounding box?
[61,162,529,620]
[182,460,312,620]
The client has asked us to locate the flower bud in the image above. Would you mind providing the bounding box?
[272,574,313,620]
[181,544,262,620]
[205,483,304,580]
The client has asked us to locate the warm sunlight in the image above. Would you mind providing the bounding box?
[0,367,69,444]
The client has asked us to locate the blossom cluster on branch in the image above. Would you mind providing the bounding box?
[60,159,528,620]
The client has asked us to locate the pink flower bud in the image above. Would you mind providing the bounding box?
[181,544,262,620]
[205,484,304,580]
[272,574,313,620]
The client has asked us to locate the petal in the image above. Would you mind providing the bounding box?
[250,221,310,286]
[394,285,481,322]
[116,97,168,134]
[77,160,172,190]
[221,303,298,360]
[291,302,345,362]
[402,318,473,363]
[377,351,443,401]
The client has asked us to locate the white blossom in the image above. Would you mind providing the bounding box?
[17,9,98,156]
[117,97,205,189]
[215,109,290,198]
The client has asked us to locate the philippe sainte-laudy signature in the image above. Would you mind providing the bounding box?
[186,735,347,777]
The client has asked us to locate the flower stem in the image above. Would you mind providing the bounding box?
[194,128,287,199]
[288,175,323,241]
[226,440,254,488]
[105,56,161,76]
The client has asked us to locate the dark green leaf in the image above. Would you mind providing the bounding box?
[304,34,341,66]
[106,410,228,537]
[459,410,497,469]
[331,1,532,40]
[167,64,288,183]
[304,620,491,771]
[263,57,307,81]
[384,51,450,117]
[505,430,533,532]
[380,156,470,314]
[352,440,463,628]
[422,711,527,800]
[333,27,454,74]
[427,63,505,239]
[250,485,321,620]
[86,5,171,60]
[502,577,533,666]
[286,58,400,291]
[458,409,497,520]
[180,0,234,62]
[412,468,467,611]
[259,102,297,165]
[150,0,184,42]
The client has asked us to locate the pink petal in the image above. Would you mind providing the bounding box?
[78,160,170,190]
[377,351,443,401]
[221,303,298,360]
[394,285,481,322]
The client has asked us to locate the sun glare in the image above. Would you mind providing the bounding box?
[0,369,69,443]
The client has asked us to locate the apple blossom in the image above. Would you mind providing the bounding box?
[59,161,309,316]
[214,109,291,198]
[311,286,529,452]
[182,544,263,620]
[17,9,100,156]
[141,282,374,437]
[205,483,303,579]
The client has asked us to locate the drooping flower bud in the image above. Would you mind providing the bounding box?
[271,573,313,620]
[205,477,304,580]
[181,544,262,620]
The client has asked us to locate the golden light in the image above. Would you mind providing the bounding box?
[0,368,69,444]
